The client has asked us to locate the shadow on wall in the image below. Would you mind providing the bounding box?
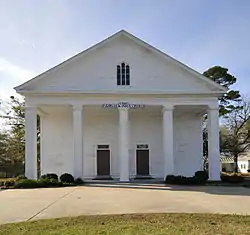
[83,182,250,196]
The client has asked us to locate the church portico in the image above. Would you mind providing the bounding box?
[24,98,220,181]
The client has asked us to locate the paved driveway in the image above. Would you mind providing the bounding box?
[0,183,250,224]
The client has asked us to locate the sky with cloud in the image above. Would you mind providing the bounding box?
[0,0,250,103]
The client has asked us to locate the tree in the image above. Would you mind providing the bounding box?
[203,66,241,116]
[220,98,250,173]
[0,132,10,164]
[4,96,26,164]
[202,66,242,169]
[0,96,40,165]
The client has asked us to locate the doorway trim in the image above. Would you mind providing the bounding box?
[135,144,150,177]
[95,144,112,178]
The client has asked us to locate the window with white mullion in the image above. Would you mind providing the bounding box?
[117,62,130,86]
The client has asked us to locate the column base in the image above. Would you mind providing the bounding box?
[119,177,130,182]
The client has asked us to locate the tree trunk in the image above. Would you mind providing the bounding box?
[234,154,238,173]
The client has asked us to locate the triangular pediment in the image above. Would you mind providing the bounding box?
[15,30,227,95]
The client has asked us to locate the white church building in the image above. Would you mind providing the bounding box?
[15,30,226,181]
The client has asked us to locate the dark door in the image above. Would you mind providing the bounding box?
[97,150,110,176]
[136,150,149,175]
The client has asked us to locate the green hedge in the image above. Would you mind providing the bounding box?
[165,171,209,185]
[0,173,85,189]
[220,174,244,183]
[14,179,39,188]
[14,178,63,188]
[41,173,58,181]
[60,173,74,183]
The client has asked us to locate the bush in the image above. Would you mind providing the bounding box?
[0,179,16,188]
[0,172,7,178]
[74,178,84,185]
[165,175,176,184]
[165,175,197,185]
[165,171,209,185]
[14,179,39,188]
[16,175,27,181]
[194,171,208,183]
[221,174,244,183]
[41,173,58,181]
[60,173,74,183]
[38,178,62,187]
[4,179,16,187]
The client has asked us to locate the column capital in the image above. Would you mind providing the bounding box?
[207,104,219,111]
[25,105,37,111]
[162,104,174,112]
[118,107,129,111]
[72,104,84,111]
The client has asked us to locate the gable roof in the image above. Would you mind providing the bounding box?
[15,30,227,93]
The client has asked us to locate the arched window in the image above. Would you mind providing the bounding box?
[126,65,130,85]
[117,65,121,85]
[117,63,130,86]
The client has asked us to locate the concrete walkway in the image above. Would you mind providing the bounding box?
[0,183,250,224]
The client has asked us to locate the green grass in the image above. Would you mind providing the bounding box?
[0,213,249,235]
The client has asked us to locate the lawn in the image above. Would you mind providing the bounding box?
[0,213,249,235]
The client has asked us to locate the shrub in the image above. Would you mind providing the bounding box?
[16,175,27,181]
[194,171,208,184]
[4,179,16,187]
[165,171,209,185]
[38,178,62,187]
[74,178,84,185]
[165,175,176,184]
[0,172,7,178]
[165,175,197,185]
[221,174,244,183]
[41,173,58,181]
[60,173,74,183]
[14,179,39,188]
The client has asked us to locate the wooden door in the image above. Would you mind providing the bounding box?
[97,150,110,176]
[136,150,149,175]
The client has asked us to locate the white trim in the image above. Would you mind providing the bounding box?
[19,90,226,96]
[26,96,218,110]
[15,30,227,93]
[135,143,150,176]
[95,144,111,177]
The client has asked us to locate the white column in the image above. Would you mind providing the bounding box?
[119,107,129,181]
[72,105,84,179]
[162,106,174,177]
[25,106,37,179]
[207,107,220,181]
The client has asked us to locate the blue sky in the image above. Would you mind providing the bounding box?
[0,0,250,100]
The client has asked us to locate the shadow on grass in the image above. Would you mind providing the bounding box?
[83,181,250,196]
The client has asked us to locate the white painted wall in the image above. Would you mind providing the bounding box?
[174,114,203,176]
[41,106,203,179]
[40,106,73,177]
